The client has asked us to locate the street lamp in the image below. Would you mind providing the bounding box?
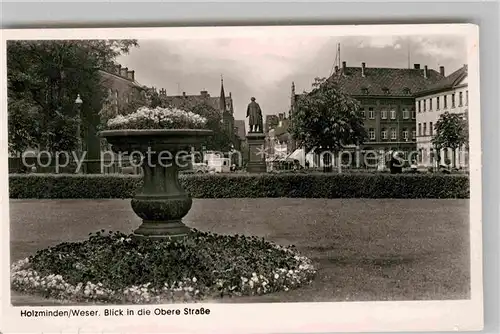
[74,94,83,161]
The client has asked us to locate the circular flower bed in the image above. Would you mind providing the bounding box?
[11,230,316,304]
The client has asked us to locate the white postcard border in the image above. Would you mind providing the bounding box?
[0,24,483,333]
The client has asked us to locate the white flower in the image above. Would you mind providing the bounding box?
[192,277,197,283]
[274,273,279,279]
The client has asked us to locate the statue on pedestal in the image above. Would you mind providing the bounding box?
[246,97,263,133]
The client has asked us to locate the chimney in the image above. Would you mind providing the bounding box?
[182,91,186,97]
[127,70,135,81]
[424,65,428,79]
[200,90,209,98]
[342,61,347,72]
[439,66,445,76]
[414,64,420,69]
[116,64,122,74]
[120,67,128,78]
[361,62,366,77]
[279,113,284,120]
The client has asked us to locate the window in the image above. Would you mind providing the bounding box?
[359,108,366,118]
[423,123,427,136]
[403,129,408,141]
[444,94,448,109]
[369,128,375,140]
[278,120,283,127]
[459,92,463,106]
[403,108,409,119]
[382,87,390,95]
[381,128,387,139]
[452,93,456,108]
[418,123,422,136]
[436,96,440,110]
[429,98,433,111]
[466,90,469,106]
[390,110,396,120]
[390,128,397,140]
[430,122,433,136]
[403,87,411,95]
[368,108,375,119]
[423,99,427,112]
[381,110,388,119]
[412,128,416,140]
[362,87,369,95]
[418,101,421,113]
[411,110,416,119]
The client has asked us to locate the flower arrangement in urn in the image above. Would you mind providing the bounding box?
[106,106,207,130]
[100,106,213,238]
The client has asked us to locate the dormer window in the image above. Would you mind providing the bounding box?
[361,87,369,95]
[382,87,390,95]
[403,87,411,95]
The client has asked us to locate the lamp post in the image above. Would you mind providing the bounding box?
[74,94,83,169]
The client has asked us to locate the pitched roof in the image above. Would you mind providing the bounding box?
[162,92,233,113]
[234,120,246,139]
[414,65,468,96]
[329,66,444,97]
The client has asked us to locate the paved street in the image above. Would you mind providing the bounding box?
[10,198,470,304]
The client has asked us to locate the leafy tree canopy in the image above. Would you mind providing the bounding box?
[290,77,367,153]
[432,111,469,150]
[7,39,138,154]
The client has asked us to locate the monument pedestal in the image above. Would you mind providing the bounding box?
[246,132,267,173]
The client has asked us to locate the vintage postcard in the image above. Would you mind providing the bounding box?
[1,24,482,333]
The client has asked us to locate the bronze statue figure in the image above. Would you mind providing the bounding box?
[246,97,263,133]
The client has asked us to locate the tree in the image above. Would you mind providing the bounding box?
[7,39,138,156]
[432,111,468,168]
[290,77,367,172]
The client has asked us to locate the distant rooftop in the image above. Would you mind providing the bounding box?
[326,62,445,97]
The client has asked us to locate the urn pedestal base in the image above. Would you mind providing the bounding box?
[246,132,267,173]
[133,220,191,239]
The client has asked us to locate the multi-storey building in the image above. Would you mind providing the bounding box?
[155,78,246,152]
[415,65,468,168]
[100,64,146,116]
[265,113,293,160]
[290,61,445,167]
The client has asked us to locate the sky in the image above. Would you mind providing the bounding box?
[117,34,467,125]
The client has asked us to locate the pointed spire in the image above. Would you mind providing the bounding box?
[219,74,226,113]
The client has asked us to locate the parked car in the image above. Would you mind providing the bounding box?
[192,162,209,174]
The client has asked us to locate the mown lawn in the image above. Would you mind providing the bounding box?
[9,198,470,305]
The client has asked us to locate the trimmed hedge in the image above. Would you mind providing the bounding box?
[9,173,469,199]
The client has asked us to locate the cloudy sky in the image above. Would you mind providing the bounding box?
[117,35,467,125]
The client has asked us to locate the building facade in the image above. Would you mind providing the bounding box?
[290,61,445,167]
[155,78,247,153]
[265,113,293,160]
[100,64,146,116]
[415,65,469,168]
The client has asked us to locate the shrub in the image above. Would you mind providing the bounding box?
[9,173,469,199]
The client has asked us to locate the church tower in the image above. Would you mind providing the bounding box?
[219,75,226,113]
[220,76,234,139]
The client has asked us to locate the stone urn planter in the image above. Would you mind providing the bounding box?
[100,129,212,238]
